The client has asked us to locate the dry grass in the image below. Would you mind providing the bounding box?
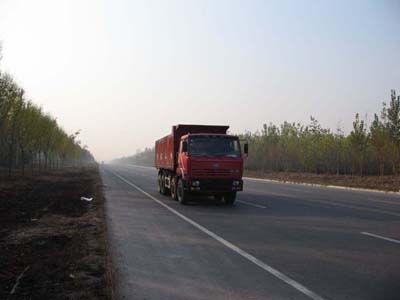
[0,166,114,300]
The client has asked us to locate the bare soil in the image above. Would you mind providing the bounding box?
[245,170,400,192]
[0,166,114,300]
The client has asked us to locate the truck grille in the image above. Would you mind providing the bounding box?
[198,179,233,190]
[191,168,231,177]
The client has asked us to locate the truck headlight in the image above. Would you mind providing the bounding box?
[232,180,240,186]
[191,180,200,187]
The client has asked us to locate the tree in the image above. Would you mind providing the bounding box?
[0,74,94,176]
[349,113,368,176]
[386,90,400,142]
[369,114,388,176]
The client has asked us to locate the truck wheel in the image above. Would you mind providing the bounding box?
[158,173,163,194]
[160,174,167,195]
[177,178,188,204]
[224,192,236,205]
[170,177,178,201]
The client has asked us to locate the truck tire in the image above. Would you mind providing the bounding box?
[224,192,236,205]
[170,177,178,201]
[158,173,163,194]
[177,178,188,205]
[160,174,167,195]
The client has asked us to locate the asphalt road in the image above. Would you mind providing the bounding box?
[101,164,400,300]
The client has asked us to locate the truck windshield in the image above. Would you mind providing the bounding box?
[188,136,241,158]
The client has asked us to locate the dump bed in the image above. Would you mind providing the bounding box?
[155,124,229,170]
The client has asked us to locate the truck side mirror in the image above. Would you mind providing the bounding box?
[244,143,248,155]
[182,141,188,153]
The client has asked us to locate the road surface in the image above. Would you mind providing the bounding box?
[101,164,400,300]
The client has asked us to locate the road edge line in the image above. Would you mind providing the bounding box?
[361,232,400,244]
[244,177,400,195]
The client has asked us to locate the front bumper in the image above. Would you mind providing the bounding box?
[185,178,243,193]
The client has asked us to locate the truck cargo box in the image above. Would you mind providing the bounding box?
[155,124,229,171]
[155,134,175,170]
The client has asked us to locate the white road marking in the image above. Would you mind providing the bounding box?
[244,176,400,195]
[237,200,266,209]
[246,186,400,218]
[361,232,400,245]
[108,168,325,300]
[247,180,400,207]
[293,198,400,217]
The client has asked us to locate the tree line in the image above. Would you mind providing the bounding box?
[115,89,400,177]
[113,147,154,167]
[242,90,400,176]
[0,47,94,176]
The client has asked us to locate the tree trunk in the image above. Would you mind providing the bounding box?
[38,152,41,172]
[31,153,35,176]
[8,140,13,177]
[21,148,25,176]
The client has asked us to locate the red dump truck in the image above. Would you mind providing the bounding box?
[155,124,248,204]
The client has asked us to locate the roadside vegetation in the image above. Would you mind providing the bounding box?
[242,90,400,177]
[0,167,113,300]
[0,46,94,177]
[114,89,400,191]
[0,47,113,298]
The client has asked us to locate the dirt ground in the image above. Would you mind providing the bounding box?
[245,170,400,192]
[0,166,114,300]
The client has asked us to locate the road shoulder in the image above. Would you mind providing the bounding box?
[0,166,115,299]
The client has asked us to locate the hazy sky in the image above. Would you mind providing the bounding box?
[0,0,399,160]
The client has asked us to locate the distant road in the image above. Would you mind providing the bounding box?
[101,164,400,300]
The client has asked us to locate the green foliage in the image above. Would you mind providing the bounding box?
[0,51,94,176]
[242,91,400,176]
[369,114,388,175]
[385,90,400,143]
[348,113,368,175]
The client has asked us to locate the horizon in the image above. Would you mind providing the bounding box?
[1,0,399,160]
